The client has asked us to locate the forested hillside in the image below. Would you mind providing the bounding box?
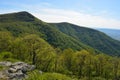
[0,11,120,80]
[52,22,120,55]
[0,32,120,80]
[0,31,120,80]
[0,11,98,53]
[97,28,120,41]
[1,11,120,55]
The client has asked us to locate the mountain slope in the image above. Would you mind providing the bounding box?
[96,28,120,41]
[51,22,120,55]
[0,11,97,53]
[1,11,120,55]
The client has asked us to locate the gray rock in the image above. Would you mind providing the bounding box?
[0,70,10,80]
[0,61,12,66]
[8,70,25,79]
[0,71,7,79]
[39,70,43,74]
[0,61,35,80]
[8,68,17,73]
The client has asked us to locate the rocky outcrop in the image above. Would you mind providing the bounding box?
[0,61,12,66]
[0,61,35,80]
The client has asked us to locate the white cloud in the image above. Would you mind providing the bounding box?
[32,8,120,29]
[0,2,120,29]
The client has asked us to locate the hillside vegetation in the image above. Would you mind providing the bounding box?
[0,31,120,80]
[1,11,120,55]
[0,11,98,53]
[97,28,120,41]
[52,22,120,55]
[0,11,120,80]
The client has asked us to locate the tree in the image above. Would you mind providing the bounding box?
[72,50,90,78]
[11,37,28,61]
[84,53,94,80]
[0,31,13,52]
[54,48,62,72]
[112,57,120,80]
[61,49,74,71]
[22,34,56,71]
[95,53,113,79]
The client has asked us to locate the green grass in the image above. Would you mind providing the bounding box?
[0,52,20,62]
[25,70,112,80]
[25,70,74,80]
[0,65,9,72]
[0,66,5,71]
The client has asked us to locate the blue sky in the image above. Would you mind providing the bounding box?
[0,0,120,29]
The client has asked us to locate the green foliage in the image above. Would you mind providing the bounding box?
[25,70,73,80]
[0,11,35,22]
[1,11,120,55]
[24,48,120,80]
[0,52,19,62]
[0,66,4,71]
[0,31,120,79]
[0,52,13,60]
[0,12,120,80]
[52,22,120,55]
[79,77,107,80]
[0,31,13,52]
[0,12,99,54]
[21,34,56,71]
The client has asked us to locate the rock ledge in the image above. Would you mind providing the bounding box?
[0,61,35,80]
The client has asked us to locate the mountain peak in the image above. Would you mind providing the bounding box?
[15,11,33,16]
[17,11,30,14]
[0,11,35,22]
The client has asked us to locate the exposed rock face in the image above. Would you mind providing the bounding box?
[0,61,35,80]
[0,61,12,66]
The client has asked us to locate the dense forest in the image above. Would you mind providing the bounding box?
[0,11,120,80]
[0,31,120,80]
[52,22,120,55]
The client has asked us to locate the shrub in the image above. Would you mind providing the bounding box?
[0,52,13,60]
[25,70,73,80]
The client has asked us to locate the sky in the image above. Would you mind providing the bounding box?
[0,0,120,29]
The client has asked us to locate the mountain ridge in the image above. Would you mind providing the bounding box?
[0,11,98,53]
[51,22,120,55]
[0,11,120,55]
[96,28,120,41]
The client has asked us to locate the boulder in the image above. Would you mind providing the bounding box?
[8,70,25,80]
[39,70,43,74]
[0,61,35,80]
[0,61,12,66]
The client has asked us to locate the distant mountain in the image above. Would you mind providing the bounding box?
[51,22,120,55]
[0,11,120,55]
[96,28,120,41]
[0,11,95,52]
